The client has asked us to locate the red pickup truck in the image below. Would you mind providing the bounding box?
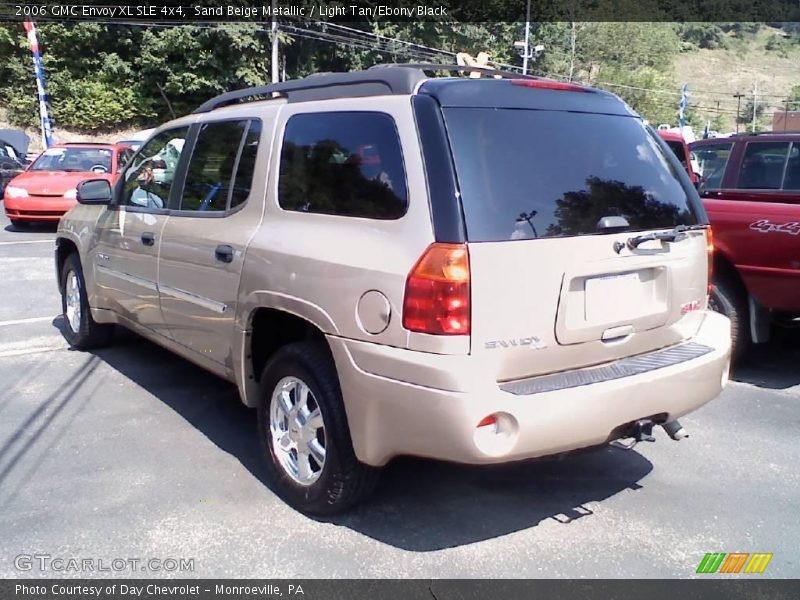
[690,133,800,358]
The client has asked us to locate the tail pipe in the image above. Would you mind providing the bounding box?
[662,419,689,441]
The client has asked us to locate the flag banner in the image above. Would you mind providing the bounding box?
[22,19,54,148]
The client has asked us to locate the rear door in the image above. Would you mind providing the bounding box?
[157,118,266,369]
[442,106,709,381]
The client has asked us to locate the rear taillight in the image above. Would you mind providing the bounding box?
[402,243,470,335]
[706,227,714,295]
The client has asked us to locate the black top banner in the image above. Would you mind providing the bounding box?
[1,0,799,22]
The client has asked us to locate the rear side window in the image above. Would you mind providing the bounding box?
[692,143,733,190]
[443,109,699,241]
[784,144,800,190]
[736,142,791,190]
[278,112,407,219]
[180,120,260,212]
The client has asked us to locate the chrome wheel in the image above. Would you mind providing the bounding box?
[269,376,326,486]
[65,270,82,334]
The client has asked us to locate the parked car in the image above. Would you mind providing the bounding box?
[55,66,731,513]
[0,129,31,200]
[690,133,800,358]
[116,127,156,152]
[3,142,134,227]
[658,130,699,185]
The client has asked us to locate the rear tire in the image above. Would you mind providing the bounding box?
[257,341,379,514]
[709,277,749,360]
[60,253,114,349]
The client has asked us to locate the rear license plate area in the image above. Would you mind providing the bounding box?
[584,270,655,324]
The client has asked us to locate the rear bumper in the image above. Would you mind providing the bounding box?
[329,311,731,467]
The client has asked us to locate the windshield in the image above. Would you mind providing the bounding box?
[30,147,113,173]
[443,108,699,242]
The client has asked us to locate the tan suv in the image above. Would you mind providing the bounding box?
[55,65,732,514]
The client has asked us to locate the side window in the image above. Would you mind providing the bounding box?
[122,128,189,209]
[736,142,790,190]
[782,143,800,190]
[180,120,259,212]
[117,149,133,171]
[278,112,407,219]
[693,143,732,190]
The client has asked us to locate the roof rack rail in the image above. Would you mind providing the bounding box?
[194,63,538,114]
[368,63,537,80]
[193,67,428,113]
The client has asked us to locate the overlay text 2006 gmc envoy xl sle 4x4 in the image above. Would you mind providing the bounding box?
[54,65,732,514]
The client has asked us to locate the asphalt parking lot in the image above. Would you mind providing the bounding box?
[0,211,798,579]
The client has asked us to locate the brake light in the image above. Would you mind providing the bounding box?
[403,243,470,335]
[511,79,592,92]
[706,227,714,295]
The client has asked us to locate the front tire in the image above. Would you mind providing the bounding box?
[60,253,114,349]
[709,277,749,360]
[257,342,379,514]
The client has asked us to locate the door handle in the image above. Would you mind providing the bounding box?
[215,244,234,263]
[141,232,155,246]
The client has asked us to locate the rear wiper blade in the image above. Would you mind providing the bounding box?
[626,224,707,249]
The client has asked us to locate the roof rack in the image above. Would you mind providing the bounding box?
[193,63,535,114]
[368,63,536,80]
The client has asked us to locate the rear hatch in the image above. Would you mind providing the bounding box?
[438,83,709,381]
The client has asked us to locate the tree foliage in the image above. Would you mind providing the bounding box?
[0,20,784,134]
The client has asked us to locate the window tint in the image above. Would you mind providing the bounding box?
[693,143,733,190]
[278,112,407,219]
[443,108,699,242]
[666,141,688,168]
[122,128,189,209]
[231,121,261,209]
[784,144,800,190]
[737,142,791,190]
[117,149,134,170]
[180,120,258,212]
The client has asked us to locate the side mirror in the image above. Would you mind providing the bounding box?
[76,179,112,205]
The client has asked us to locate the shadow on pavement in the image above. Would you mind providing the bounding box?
[89,328,654,551]
[732,328,800,390]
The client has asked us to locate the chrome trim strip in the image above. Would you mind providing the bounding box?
[159,284,228,314]
[500,342,714,396]
[96,265,158,292]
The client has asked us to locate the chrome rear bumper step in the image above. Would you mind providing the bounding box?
[500,342,714,396]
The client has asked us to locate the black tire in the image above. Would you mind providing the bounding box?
[709,277,750,360]
[257,341,379,514]
[10,219,28,230]
[60,253,114,349]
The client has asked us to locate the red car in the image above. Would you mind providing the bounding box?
[690,133,800,358]
[657,130,700,185]
[3,142,133,227]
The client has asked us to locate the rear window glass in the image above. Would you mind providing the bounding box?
[443,109,698,242]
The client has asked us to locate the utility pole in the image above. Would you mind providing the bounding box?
[271,0,279,84]
[522,0,531,75]
[733,92,744,133]
[751,80,758,133]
